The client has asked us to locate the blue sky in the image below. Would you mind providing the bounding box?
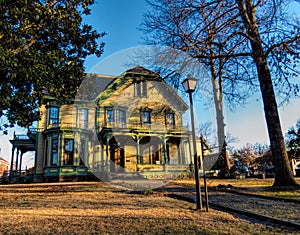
[84,0,149,70]
[83,0,300,148]
[0,0,300,166]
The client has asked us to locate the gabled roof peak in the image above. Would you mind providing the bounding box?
[125,65,159,75]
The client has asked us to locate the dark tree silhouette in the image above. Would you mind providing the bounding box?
[0,0,105,127]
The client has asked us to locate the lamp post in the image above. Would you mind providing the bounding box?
[201,135,209,212]
[182,76,202,210]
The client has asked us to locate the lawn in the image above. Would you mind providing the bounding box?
[0,181,297,234]
[173,177,300,200]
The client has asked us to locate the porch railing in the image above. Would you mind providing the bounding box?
[100,121,189,132]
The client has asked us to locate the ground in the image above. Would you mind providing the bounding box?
[0,178,299,234]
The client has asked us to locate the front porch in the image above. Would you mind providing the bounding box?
[97,124,194,180]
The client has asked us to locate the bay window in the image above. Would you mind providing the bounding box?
[51,138,58,166]
[63,139,74,165]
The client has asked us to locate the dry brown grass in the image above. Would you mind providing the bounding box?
[174,177,300,199]
[0,182,297,235]
[173,178,276,188]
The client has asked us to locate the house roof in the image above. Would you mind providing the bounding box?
[75,73,117,101]
[0,157,9,164]
[125,65,160,76]
[74,66,188,112]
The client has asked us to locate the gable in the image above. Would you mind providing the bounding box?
[97,66,188,112]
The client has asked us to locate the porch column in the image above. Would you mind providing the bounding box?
[187,136,193,164]
[92,144,98,173]
[59,135,63,166]
[74,132,80,166]
[136,136,141,170]
[180,140,186,165]
[178,139,183,164]
[163,136,168,171]
[105,135,110,173]
[100,145,104,172]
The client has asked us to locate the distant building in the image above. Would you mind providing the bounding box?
[0,156,9,176]
[10,66,204,182]
[291,158,300,176]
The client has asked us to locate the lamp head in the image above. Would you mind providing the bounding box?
[182,76,198,93]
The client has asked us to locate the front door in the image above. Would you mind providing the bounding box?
[110,147,125,173]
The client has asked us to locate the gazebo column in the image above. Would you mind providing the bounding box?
[15,148,20,173]
[9,146,15,183]
[19,151,24,174]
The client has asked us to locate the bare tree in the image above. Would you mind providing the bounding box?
[141,0,300,186]
[141,0,257,153]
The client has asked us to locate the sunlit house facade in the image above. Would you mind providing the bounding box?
[11,66,199,182]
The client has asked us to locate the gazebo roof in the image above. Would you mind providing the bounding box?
[9,134,35,153]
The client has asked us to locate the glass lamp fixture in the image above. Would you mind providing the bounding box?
[181,76,198,93]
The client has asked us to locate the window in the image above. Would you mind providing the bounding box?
[166,113,175,127]
[106,109,114,123]
[49,107,59,125]
[135,81,141,97]
[119,110,126,124]
[135,81,147,97]
[51,138,58,166]
[141,110,151,124]
[44,140,48,166]
[63,139,74,165]
[79,109,88,129]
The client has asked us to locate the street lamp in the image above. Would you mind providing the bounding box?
[182,76,202,210]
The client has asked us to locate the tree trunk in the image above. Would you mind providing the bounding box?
[254,53,297,186]
[210,60,226,152]
[205,13,226,153]
[237,0,297,186]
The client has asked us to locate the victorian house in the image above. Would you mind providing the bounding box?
[10,66,199,182]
